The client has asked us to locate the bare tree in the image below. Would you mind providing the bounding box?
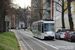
[53,0,68,29]
[67,0,74,31]
[54,0,74,30]
[31,0,42,22]
[0,0,11,32]
[37,0,43,20]
[15,8,24,28]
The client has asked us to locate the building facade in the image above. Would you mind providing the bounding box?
[26,6,31,29]
[31,0,43,22]
[15,6,31,29]
[11,15,15,29]
[31,0,75,31]
[31,0,54,19]
[42,0,51,19]
[15,7,25,29]
[53,0,75,31]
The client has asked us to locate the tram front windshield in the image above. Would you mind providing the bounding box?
[44,23,55,32]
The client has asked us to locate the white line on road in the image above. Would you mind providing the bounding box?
[17,32,33,50]
[20,31,59,50]
[22,33,48,50]
[14,31,27,50]
[20,41,27,50]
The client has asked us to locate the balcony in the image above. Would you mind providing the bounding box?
[34,4,37,7]
[46,12,50,18]
[46,2,50,11]
[46,7,50,11]
[34,1,38,7]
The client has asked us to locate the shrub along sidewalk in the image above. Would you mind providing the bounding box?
[0,31,19,50]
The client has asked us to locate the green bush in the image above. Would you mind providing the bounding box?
[32,31,41,35]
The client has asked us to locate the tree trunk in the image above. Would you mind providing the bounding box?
[0,10,6,32]
[62,0,65,28]
[39,10,42,20]
[67,0,74,31]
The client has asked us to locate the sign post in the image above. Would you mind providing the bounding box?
[5,15,10,35]
[6,22,7,35]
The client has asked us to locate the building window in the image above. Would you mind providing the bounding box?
[34,0,38,7]
[46,2,50,9]
[58,0,60,1]
[46,12,50,18]
[34,9,38,13]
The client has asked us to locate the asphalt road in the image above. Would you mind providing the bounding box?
[14,30,75,50]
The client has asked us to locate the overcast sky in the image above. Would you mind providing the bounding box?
[13,0,31,8]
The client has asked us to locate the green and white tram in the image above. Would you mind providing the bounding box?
[32,19,55,39]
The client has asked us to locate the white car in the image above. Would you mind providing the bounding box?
[55,29,70,39]
[16,27,18,29]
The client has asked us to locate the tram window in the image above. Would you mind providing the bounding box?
[38,24,41,32]
[44,23,55,32]
[33,26,34,30]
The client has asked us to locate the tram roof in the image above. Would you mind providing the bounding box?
[43,19,54,21]
[33,19,55,24]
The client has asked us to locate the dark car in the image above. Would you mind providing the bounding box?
[67,32,75,42]
[64,31,75,40]
[11,27,15,29]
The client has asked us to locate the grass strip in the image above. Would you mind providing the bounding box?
[0,31,19,50]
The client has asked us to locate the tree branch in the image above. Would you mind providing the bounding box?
[56,7,62,13]
[53,1,62,7]
[64,6,68,12]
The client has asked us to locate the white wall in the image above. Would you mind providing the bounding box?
[19,22,25,28]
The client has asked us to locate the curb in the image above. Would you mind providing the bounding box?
[14,31,26,50]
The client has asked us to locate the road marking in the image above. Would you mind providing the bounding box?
[20,31,59,50]
[17,32,33,50]
[22,33,48,50]
[14,31,27,50]
[20,41,27,50]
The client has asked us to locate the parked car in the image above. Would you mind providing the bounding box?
[16,27,18,29]
[11,27,15,29]
[55,29,61,39]
[66,32,75,42]
[64,31,75,40]
[55,29,70,39]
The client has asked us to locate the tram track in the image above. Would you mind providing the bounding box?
[14,30,75,50]
[16,31,48,50]
[20,31,58,50]
[19,31,58,50]
[16,31,33,50]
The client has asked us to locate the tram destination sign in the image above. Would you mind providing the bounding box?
[5,15,10,22]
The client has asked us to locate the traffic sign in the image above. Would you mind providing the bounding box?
[5,15,10,22]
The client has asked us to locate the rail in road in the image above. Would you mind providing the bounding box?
[14,30,75,50]
[15,30,58,50]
